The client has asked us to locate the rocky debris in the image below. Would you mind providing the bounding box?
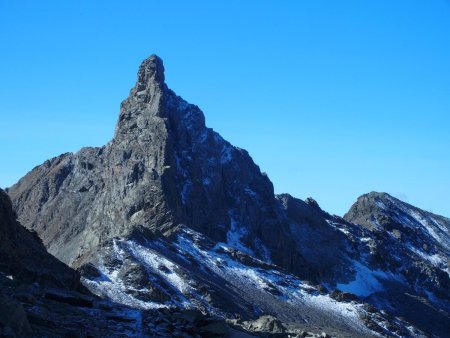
[243,315,286,334]
[230,316,339,338]
[14,285,264,337]
[329,290,359,303]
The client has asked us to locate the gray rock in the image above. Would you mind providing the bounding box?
[245,315,285,333]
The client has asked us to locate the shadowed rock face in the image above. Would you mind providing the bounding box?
[0,188,78,288]
[0,189,105,336]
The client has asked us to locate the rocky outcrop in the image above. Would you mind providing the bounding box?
[0,188,132,337]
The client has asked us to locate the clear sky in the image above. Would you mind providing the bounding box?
[1,1,449,217]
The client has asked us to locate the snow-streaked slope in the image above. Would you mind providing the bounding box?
[82,226,425,337]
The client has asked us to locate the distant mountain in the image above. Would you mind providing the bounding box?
[345,192,450,262]
[344,191,449,300]
[7,55,449,337]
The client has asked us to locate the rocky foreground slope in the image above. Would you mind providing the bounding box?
[0,188,137,337]
[0,188,329,337]
[6,55,450,337]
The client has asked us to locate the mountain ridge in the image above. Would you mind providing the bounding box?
[6,55,450,337]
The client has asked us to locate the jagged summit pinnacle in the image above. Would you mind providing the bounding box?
[135,54,165,90]
[114,54,169,138]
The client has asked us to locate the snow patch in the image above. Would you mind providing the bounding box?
[175,228,374,335]
[82,242,165,310]
[220,146,233,164]
[125,240,192,296]
[226,218,254,256]
[410,211,442,243]
[375,200,386,210]
[336,261,392,297]
[409,246,449,276]
[244,187,257,197]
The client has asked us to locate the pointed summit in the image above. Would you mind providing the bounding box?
[8,54,293,270]
[135,54,165,92]
[115,55,168,139]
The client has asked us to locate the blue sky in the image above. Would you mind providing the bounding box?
[1,1,449,217]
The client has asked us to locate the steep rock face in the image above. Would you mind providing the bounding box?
[276,194,358,282]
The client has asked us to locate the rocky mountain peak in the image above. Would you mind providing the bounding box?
[354,191,390,205]
[345,191,450,256]
[304,197,321,210]
[8,55,292,270]
[6,55,450,337]
[132,54,166,102]
[114,54,169,140]
[136,54,165,88]
[343,191,391,228]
